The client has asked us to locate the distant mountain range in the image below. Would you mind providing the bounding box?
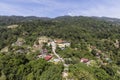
[0,15,120,26]
[92,16,120,23]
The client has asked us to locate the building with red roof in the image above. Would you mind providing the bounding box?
[80,58,89,63]
[44,55,52,61]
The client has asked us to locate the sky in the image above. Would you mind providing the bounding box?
[0,0,120,18]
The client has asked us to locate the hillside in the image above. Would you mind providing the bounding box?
[0,16,51,26]
[0,16,120,80]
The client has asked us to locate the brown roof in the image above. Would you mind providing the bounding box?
[55,39,64,43]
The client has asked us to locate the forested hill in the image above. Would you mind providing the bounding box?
[0,16,120,80]
[1,15,120,26]
[0,16,51,26]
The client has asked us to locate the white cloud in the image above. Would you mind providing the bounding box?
[67,0,120,18]
[81,2,120,18]
[0,2,22,15]
[0,1,44,16]
[1,0,120,18]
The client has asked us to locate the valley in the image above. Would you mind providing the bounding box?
[0,16,120,80]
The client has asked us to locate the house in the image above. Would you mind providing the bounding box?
[0,46,8,53]
[114,39,119,48]
[39,48,48,57]
[33,36,51,51]
[41,48,48,54]
[44,55,52,61]
[62,72,68,78]
[37,54,52,61]
[15,38,25,46]
[38,36,50,44]
[53,58,61,62]
[37,54,43,58]
[80,58,89,63]
[16,49,25,54]
[54,39,71,48]
[33,42,42,51]
[52,58,61,64]
[96,52,101,58]
[54,39,64,44]
[57,42,70,48]
[105,58,112,63]
[7,25,18,29]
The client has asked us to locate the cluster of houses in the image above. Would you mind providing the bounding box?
[33,36,49,51]
[36,36,71,64]
[10,38,30,54]
[12,38,25,46]
[33,36,71,50]
[47,39,71,50]
[37,48,61,64]
[80,45,112,66]
[36,36,112,66]
[54,39,71,49]
[37,48,53,61]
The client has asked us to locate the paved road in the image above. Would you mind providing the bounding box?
[51,41,69,80]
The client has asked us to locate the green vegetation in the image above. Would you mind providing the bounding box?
[0,16,120,80]
[0,53,63,80]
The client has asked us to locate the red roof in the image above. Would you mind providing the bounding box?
[44,55,52,61]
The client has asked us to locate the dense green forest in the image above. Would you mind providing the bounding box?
[0,16,120,80]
